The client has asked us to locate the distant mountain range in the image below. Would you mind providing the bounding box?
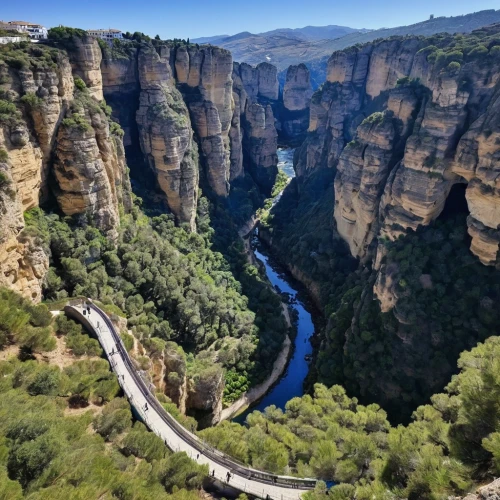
[193,9,500,87]
[192,24,366,45]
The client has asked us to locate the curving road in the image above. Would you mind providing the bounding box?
[64,301,316,500]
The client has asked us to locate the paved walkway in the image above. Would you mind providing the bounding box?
[65,302,315,500]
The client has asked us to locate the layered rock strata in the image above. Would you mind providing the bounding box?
[136,45,199,230]
[175,45,234,196]
[232,62,279,194]
[296,28,500,271]
[0,40,131,299]
[282,63,313,140]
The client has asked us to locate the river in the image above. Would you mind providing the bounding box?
[234,148,314,420]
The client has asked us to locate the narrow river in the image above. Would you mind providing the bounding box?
[235,148,314,419]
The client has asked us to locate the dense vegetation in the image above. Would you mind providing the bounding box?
[24,190,289,406]
[0,288,207,498]
[204,335,500,498]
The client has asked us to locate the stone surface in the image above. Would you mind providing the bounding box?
[69,37,104,100]
[296,28,500,275]
[175,45,234,196]
[281,63,313,140]
[0,159,48,302]
[233,62,279,194]
[136,44,199,230]
[53,106,129,238]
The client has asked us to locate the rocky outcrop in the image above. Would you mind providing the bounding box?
[0,157,48,302]
[0,41,133,299]
[101,50,140,148]
[295,26,500,271]
[232,62,279,194]
[136,44,199,230]
[53,97,131,238]
[281,63,313,140]
[0,53,75,207]
[163,342,188,413]
[175,45,234,196]
[69,37,104,100]
[186,362,225,427]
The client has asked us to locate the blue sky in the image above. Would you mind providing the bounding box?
[2,0,499,39]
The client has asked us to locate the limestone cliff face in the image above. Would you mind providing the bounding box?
[136,45,199,230]
[69,37,104,100]
[0,158,48,302]
[296,26,500,272]
[233,62,279,194]
[101,50,140,148]
[0,53,74,208]
[282,63,313,140]
[174,45,234,196]
[0,41,131,300]
[53,100,131,237]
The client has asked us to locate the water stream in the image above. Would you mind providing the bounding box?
[234,148,315,420]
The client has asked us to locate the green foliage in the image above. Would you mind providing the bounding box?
[157,452,208,492]
[0,98,20,125]
[0,295,208,498]
[0,170,11,189]
[361,111,385,126]
[0,148,8,162]
[93,398,132,440]
[0,287,55,352]
[61,113,91,132]
[20,92,43,109]
[207,337,500,497]
[73,76,86,91]
[121,422,167,462]
[110,120,125,137]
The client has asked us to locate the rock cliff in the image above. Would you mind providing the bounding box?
[175,45,234,197]
[233,62,279,194]
[136,44,199,230]
[270,26,500,419]
[0,40,131,300]
[296,27,500,270]
[281,63,313,140]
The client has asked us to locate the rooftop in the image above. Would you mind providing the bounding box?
[87,28,122,33]
[8,21,42,26]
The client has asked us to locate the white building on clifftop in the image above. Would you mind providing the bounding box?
[7,21,47,39]
[87,29,123,40]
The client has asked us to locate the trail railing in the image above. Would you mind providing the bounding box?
[67,300,316,491]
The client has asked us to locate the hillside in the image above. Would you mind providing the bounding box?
[196,9,500,86]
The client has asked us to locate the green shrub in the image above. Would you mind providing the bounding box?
[447,61,461,72]
[61,114,91,133]
[490,45,500,57]
[468,45,488,57]
[110,121,124,137]
[0,171,11,188]
[0,149,8,163]
[361,112,385,126]
[93,397,132,440]
[20,92,43,109]
[73,77,86,91]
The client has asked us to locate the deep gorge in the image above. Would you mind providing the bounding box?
[2,21,500,499]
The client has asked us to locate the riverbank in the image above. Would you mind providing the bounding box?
[220,333,291,421]
[220,230,294,421]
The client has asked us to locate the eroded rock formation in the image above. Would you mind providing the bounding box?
[136,44,199,230]
[175,45,234,196]
[296,27,500,273]
[0,40,131,299]
[232,62,279,194]
[282,63,313,140]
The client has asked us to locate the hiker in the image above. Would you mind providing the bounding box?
[196,453,199,459]
[212,470,215,477]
